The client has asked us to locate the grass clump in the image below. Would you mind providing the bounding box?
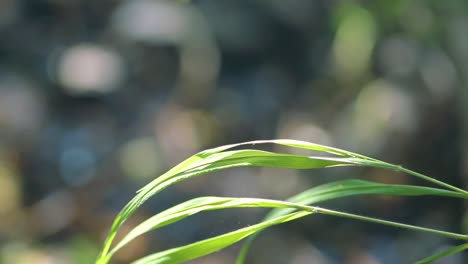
[95,139,468,264]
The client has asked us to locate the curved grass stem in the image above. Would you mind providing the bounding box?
[398,167,468,197]
[415,243,468,263]
[314,207,468,241]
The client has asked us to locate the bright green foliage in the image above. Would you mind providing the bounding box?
[95,140,468,264]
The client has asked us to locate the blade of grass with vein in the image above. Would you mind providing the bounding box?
[109,197,316,259]
[97,139,468,263]
[109,180,464,261]
[131,211,311,264]
[236,179,468,263]
[97,149,363,263]
[264,179,466,220]
[125,195,467,264]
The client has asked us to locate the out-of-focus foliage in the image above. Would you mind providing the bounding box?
[0,0,467,263]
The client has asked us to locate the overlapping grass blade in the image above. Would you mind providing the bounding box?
[131,211,311,264]
[235,179,467,263]
[108,180,464,261]
[415,243,468,264]
[263,179,465,220]
[126,193,466,264]
[97,148,362,263]
[108,197,316,258]
[96,139,468,264]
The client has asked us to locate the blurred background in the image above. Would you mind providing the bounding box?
[1,0,468,263]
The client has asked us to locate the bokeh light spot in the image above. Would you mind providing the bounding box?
[119,137,162,180]
[333,5,377,80]
[0,161,20,215]
[420,50,457,101]
[112,0,189,44]
[31,191,75,236]
[57,44,123,94]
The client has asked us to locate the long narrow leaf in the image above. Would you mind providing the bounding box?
[97,150,363,262]
[235,180,467,263]
[126,194,467,264]
[131,211,311,264]
[415,243,468,264]
[111,180,463,259]
[265,179,465,220]
[97,139,468,263]
[109,197,316,258]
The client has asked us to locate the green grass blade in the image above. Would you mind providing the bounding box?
[97,139,468,264]
[97,150,363,263]
[415,243,468,264]
[244,139,372,158]
[265,179,465,220]
[125,194,466,264]
[236,179,466,263]
[316,207,467,240]
[130,211,311,264]
[110,180,464,260]
[108,197,317,258]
